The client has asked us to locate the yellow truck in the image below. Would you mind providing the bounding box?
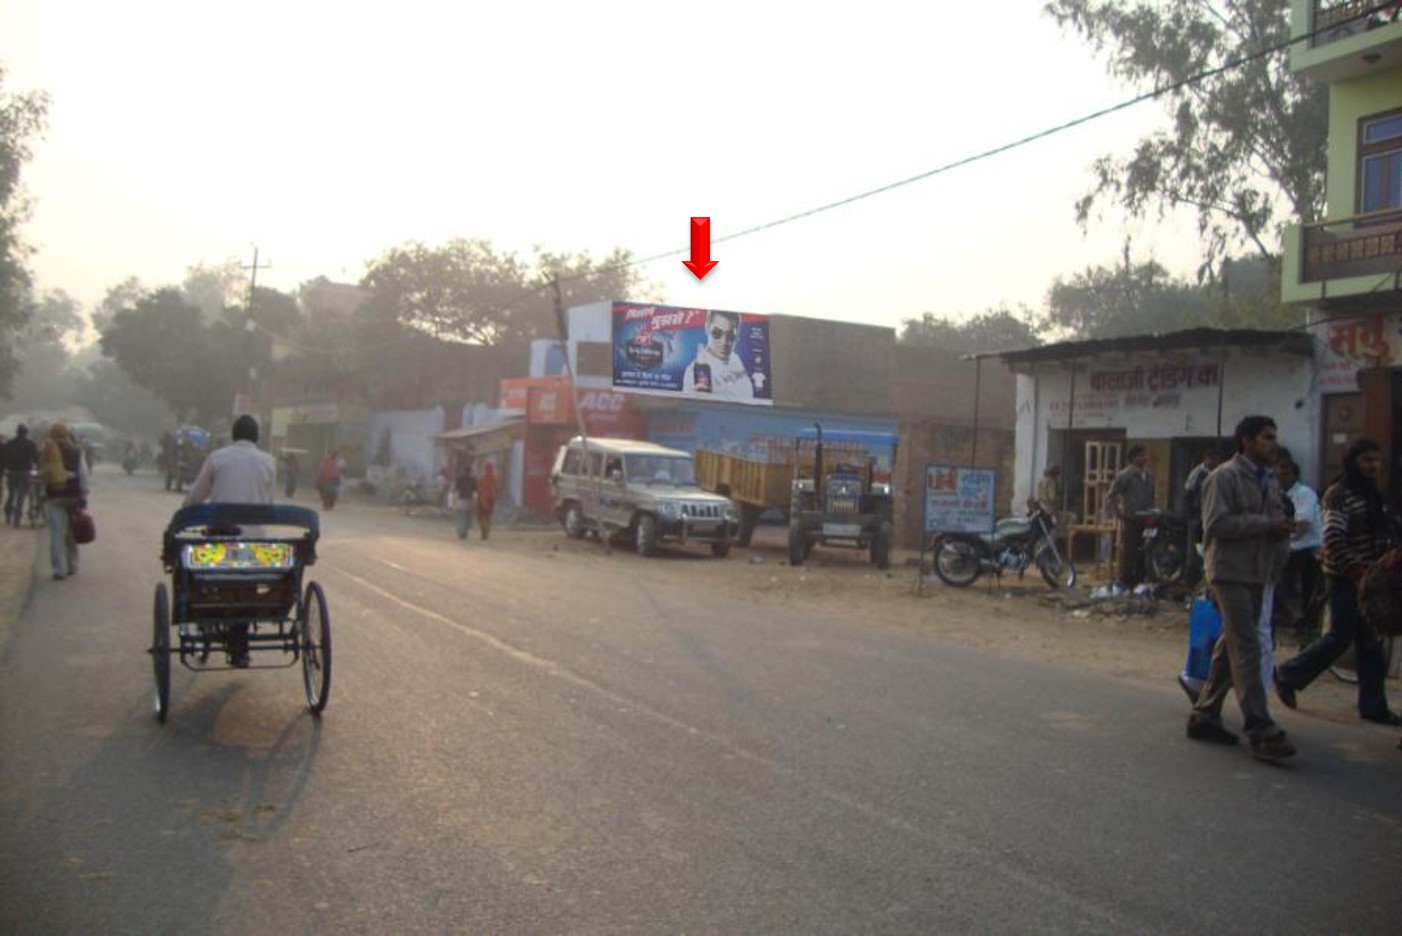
[693,449,791,547]
[695,426,898,562]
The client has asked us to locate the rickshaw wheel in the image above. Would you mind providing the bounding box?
[151,583,171,722]
[300,581,332,715]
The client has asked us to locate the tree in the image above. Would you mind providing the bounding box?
[182,260,246,323]
[360,239,662,347]
[525,246,665,341]
[1038,243,1302,339]
[360,239,530,345]
[1041,251,1212,339]
[69,358,173,436]
[1044,0,1327,273]
[5,290,84,411]
[99,288,242,424]
[0,66,50,398]
[898,305,1042,353]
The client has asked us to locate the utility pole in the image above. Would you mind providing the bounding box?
[551,276,599,526]
[240,247,272,420]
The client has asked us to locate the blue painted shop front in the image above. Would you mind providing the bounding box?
[645,402,897,462]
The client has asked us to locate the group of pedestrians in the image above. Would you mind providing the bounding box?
[1183,415,1401,762]
[2,423,92,581]
[452,458,498,541]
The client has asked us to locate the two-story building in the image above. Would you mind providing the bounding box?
[1282,1,1402,500]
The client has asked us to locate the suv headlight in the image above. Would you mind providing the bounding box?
[724,505,738,522]
[658,501,681,520]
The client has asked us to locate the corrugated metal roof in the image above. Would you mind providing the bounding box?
[987,328,1314,366]
[432,416,523,442]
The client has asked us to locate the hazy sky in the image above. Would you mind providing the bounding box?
[2,0,1209,332]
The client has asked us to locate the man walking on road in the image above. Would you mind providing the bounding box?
[1,425,38,526]
[1274,438,1401,726]
[1187,415,1297,763]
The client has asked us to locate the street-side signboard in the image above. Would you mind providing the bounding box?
[923,464,996,535]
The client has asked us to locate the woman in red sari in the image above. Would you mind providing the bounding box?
[475,461,498,541]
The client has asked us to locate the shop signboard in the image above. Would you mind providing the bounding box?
[923,464,996,535]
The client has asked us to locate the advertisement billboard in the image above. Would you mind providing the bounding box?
[611,301,773,405]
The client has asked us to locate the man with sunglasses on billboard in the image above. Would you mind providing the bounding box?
[683,310,755,401]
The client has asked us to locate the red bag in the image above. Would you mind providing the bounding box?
[69,506,96,545]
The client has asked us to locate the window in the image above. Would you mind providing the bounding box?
[562,448,582,475]
[1360,109,1402,215]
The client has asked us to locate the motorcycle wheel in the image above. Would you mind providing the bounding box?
[1035,544,1076,590]
[1147,536,1185,584]
[933,536,982,587]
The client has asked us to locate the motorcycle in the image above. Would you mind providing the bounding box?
[932,506,1076,589]
[1141,510,1195,585]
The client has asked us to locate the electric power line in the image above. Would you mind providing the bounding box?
[264,1,1398,353]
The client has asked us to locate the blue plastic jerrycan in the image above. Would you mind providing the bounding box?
[1185,598,1223,681]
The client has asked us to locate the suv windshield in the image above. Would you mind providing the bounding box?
[624,454,697,486]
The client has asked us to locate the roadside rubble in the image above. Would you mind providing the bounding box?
[1036,584,1194,633]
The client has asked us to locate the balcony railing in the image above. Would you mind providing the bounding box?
[1312,1,1402,48]
[1300,207,1402,283]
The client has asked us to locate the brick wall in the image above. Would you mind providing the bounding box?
[893,420,1016,550]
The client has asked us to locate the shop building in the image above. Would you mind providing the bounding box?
[1282,2,1402,499]
[997,329,1316,541]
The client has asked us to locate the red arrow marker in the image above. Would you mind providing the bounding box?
[682,217,718,280]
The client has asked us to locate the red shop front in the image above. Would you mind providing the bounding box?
[504,377,646,517]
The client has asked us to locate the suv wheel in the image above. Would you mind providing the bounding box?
[563,503,585,540]
[635,514,659,557]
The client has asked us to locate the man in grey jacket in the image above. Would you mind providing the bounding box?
[1106,445,1156,590]
[1187,415,1297,762]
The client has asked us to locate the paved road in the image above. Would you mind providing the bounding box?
[3,468,1402,933]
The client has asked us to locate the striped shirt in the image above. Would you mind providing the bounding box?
[1320,481,1394,576]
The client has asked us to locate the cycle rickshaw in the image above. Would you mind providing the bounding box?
[151,503,331,722]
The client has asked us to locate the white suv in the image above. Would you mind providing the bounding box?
[550,437,739,558]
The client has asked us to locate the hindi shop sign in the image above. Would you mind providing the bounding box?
[923,464,997,535]
[1315,313,1402,394]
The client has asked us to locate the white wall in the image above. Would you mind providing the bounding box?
[566,301,613,390]
[365,407,447,479]
[1012,347,1318,507]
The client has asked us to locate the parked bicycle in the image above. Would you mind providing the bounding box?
[397,478,446,516]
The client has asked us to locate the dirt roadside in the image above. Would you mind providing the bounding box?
[533,521,1374,729]
[0,528,38,657]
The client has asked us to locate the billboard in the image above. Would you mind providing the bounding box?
[611,301,773,405]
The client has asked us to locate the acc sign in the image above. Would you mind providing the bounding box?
[578,392,626,414]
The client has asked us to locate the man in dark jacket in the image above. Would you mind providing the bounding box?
[1106,444,1156,590]
[2,424,39,526]
[1187,415,1297,762]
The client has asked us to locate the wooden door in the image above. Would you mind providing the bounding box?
[1321,392,1365,487]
